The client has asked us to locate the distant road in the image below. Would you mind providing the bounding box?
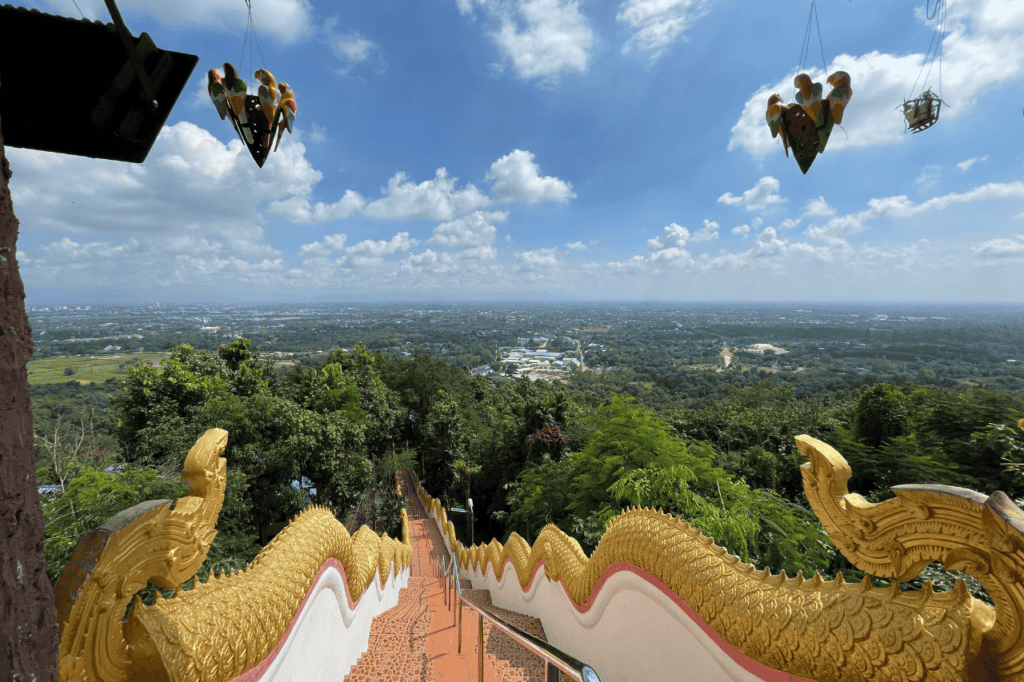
[719,346,732,371]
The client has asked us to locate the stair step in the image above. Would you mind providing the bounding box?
[344,472,566,682]
[343,583,430,682]
[460,589,567,682]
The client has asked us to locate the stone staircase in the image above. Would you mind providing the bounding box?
[343,470,566,682]
[344,582,565,682]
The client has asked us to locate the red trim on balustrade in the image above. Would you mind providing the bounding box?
[489,558,816,682]
[229,558,403,682]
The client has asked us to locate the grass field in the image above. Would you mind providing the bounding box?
[27,353,169,386]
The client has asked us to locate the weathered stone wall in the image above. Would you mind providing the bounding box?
[0,110,59,681]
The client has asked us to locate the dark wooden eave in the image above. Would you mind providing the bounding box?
[0,4,198,163]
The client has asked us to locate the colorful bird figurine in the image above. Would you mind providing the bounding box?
[207,68,228,120]
[222,62,253,144]
[766,93,784,138]
[274,98,297,152]
[254,68,279,129]
[765,93,791,156]
[222,63,248,120]
[277,82,296,131]
[794,73,823,122]
[825,71,852,125]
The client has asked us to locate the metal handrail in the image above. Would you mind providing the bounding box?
[439,544,600,682]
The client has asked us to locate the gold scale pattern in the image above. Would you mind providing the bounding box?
[55,429,413,682]
[412,434,1024,682]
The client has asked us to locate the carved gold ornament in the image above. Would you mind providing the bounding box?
[413,432,1024,682]
[54,429,412,682]
[798,434,1023,682]
[55,426,1024,682]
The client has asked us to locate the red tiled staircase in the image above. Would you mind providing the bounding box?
[343,472,565,682]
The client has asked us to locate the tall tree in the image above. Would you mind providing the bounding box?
[419,390,467,500]
[853,383,911,448]
[0,118,59,680]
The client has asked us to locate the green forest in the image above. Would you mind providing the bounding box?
[34,336,1024,607]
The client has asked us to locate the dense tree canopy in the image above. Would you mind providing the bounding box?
[37,331,1024,609]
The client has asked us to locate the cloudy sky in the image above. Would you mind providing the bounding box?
[7,0,1024,304]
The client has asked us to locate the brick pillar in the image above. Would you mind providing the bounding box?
[0,103,60,681]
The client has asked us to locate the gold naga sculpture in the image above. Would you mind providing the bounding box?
[53,428,412,682]
[55,428,1024,681]
[416,436,1024,682]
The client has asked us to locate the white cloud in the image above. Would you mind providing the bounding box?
[717,176,786,212]
[617,0,715,63]
[324,18,385,75]
[486,150,576,203]
[346,232,418,258]
[429,211,507,247]
[751,226,787,259]
[400,248,455,274]
[690,219,719,243]
[472,0,594,85]
[299,233,348,257]
[973,235,1024,258]
[646,223,693,266]
[565,240,586,250]
[310,124,329,144]
[803,197,835,217]
[269,190,366,223]
[802,180,1024,244]
[915,164,942,189]
[363,168,491,220]
[648,223,688,250]
[9,120,318,238]
[607,255,646,273]
[958,155,988,171]
[732,224,750,236]
[3,120,367,295]
[864,181,1024,219]
[779,218,802,230]
[514,247,560,270]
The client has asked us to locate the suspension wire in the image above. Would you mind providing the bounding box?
[908,0,946,101]
[799,1,814,72]
[238,0,267,91]
[798,1,830,79]
[937,0,944,101]
[70,0,86,19]
[813,0,829,80]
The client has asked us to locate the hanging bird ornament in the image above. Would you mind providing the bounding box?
[765,71,852,174]
[206,2,298,167]
[210,62,297,167]
[766,1,854,173]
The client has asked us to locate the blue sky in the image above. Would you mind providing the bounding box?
[7,0,1024,304]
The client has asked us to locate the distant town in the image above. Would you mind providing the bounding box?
[25,302,1024,393]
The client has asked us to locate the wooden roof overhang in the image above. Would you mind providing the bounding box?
[0,3,197,163]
